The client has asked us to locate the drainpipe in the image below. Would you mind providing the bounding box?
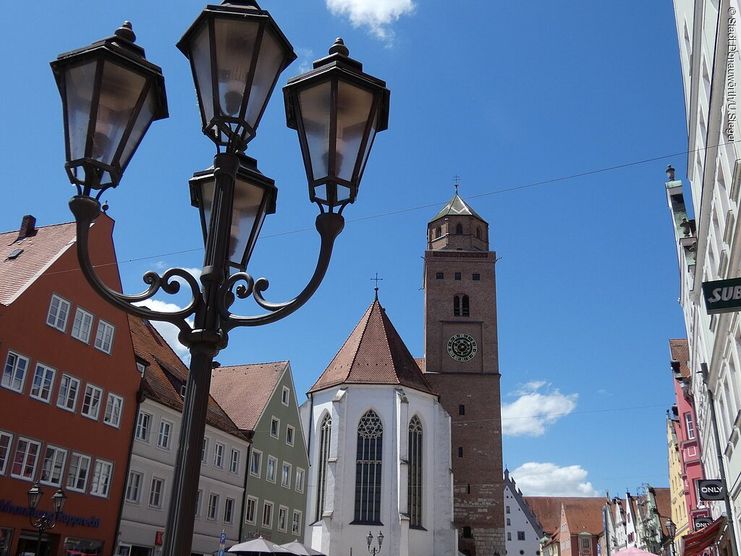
[238,430,254,542]
[700,363,739,556]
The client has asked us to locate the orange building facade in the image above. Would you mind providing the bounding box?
[0,215,139,555]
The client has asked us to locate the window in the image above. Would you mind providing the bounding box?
[207,493,219,520]
[245,496,258,524]
[267,455,277,483]
[282,386,290,406]
[40,445,67,486]
[458,446,464,457]
[149,477,164,508]
[157,420,173,449]
[270,417,280,439]
[476,227,482,239]
[230,448,240,473]
[463,526,473,538]
[685,413,696,439]
[507,532,512,541]
[94,320,115,354]
[214,442,225,468]
[135,411,152,441]
[66,453,91,492]
[262,500,274,528]
[408,416,423,528]
[30,364,55,402]
[436,272,444,279]
[46,294,70,331]
[518,531,526,541]
[57,374,80,412]
[202,437,209,463]
[71,308,94,343]
[455,272,462,280]
[126,471,143,503]
[292,510,303,535]
[286,425,295,447]
[250,449,262,477]
[2,351,29,393]
[506,517,511,526]
[472,273,480,281]
[103,394,123,427]
[506,505,510,513]
[455,223,463,234]
[295,467,305,493]
[0,432,12,475]
[195,489,202,516]
[453,295,470,317]
[11,437,40,480]
[354,409,383,523]
[224,498,235,523]
[316,414,332,520]
[278,506,289,532]
[580,537,590,550]
[281,461,292,488]
[459,404,465,415]
[90,459,113,497]
[81,384,103,420]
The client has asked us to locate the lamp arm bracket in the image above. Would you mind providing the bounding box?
[220,212,344,329]
[69,196,201,336]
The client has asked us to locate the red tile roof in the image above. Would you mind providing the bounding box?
[653,487,671,533]
[309,299,436,395]
[128,315,246,439]
[0,221,76,305]
[669,339,690,379]
[525,497,606,536]
[210,362,289,432]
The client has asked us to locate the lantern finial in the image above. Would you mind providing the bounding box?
[114,21,136,43]
[329,37,349,57]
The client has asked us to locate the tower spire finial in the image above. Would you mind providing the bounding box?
[453,175,461,194]
[371,273,383,300]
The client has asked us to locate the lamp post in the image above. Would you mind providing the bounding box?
[50,3,389,556]
[366,530,384,555]
[27,483,66,556]
[665,519,676,556]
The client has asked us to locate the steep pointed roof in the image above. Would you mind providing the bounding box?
[309,298,436,395]
[430,192,484,222]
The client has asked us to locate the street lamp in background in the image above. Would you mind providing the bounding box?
[366,530,384,555]
[665,519,677,556]
[49,2,390,555]
[27,483,66,556]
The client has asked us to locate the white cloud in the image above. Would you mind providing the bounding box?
[502,382,577,437]
[297,48,316,73]
[134,299,192,362]
[326,0,415,41]
[511,462,599,497]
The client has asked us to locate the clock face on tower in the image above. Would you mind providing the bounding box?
[447,333,478,362]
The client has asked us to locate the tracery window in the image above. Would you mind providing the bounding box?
[454,295,470,317]
[354,410,383,523]
[408,416,423,528]
[315,414,332,520]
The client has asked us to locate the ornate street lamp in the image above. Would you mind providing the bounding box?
[27,483,66,556]
[366,530,384,555]
[50,3,389,556]
[665,519,677,556]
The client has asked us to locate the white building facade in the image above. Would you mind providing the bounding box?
[503,470,545,556]
[669,0,741,552]
[301,299,457,556]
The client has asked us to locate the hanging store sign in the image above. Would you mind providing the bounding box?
[698,479,726,501]
[702,278,741,314]
[694,516,713,530]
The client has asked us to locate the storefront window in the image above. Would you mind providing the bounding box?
[64,537,103,555]
[0,528,12,556]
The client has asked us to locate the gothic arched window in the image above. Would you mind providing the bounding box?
[354,410,383,523]
[454,295,470,317]
[408,416,423,528]
[315,414,332,520]
[455,223,463,235]
[476,227,481,239]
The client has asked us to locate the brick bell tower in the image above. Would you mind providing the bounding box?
[422,190,505,556]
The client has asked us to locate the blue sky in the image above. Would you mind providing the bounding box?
[0,2,689,498]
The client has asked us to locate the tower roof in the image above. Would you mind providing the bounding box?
[309,298,436,395]
[430,192,485,222]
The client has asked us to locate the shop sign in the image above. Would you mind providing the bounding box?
[702,278,741,314]
[694,516,712,530]
[0,499,100,528]
[698,479,726,501]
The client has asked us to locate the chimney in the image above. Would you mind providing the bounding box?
[17,215,37,240]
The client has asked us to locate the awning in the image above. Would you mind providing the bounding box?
[683,516,726,556]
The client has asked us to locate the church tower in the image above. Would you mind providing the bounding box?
[422,191,505,556]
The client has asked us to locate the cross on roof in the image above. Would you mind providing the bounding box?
[453,175,461,194]
[371,273,383,299]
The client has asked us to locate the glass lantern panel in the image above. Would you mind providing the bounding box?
[198,178,216,242]
[357,110,379,184]
[213,18,260,118]
[95,61,147,167]
[230,178,267,267]
[191,23,215,130]
[120,85,157,171]
[298,81,332,181]
[335,81,374,182]
[244,28,286,130]
[64,61,97,161]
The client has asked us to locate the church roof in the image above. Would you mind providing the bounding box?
[430,192,484,222]
[309,298,436,395]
